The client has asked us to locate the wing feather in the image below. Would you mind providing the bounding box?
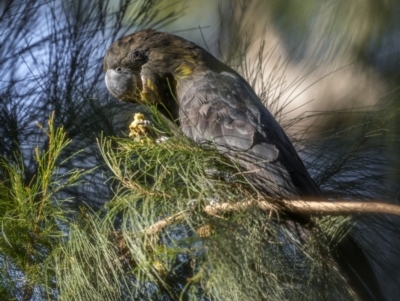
[178,71,321,199]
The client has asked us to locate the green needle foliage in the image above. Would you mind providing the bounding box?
[96,112,356,301]
[51,214,130,301]
[0,103,394,301]
[0,113,88,299]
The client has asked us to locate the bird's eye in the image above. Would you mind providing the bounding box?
[130,50,143,61]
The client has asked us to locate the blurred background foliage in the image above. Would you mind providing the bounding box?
[0,0,400,300]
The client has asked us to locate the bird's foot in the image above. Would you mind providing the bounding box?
[140,77,160,104]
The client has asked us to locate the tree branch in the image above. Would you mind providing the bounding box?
[280,199,400,216]
[145,199,400,235]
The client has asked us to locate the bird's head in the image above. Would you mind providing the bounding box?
[104,29,194,104]
[103,29,231,109]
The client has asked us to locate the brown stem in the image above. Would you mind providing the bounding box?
[144,199,400,235]
[203,200,276,215]
[145,210,187,235]
[281,199,400,216]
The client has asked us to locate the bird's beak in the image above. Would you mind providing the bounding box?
[105,68,139,101]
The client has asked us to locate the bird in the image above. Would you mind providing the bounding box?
[103,29,385,301]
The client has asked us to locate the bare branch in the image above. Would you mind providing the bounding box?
[281,199,400,216]
[203,200,276,215]
[144,199,400,236]
[145,210,187,235]
[205,199,400,216]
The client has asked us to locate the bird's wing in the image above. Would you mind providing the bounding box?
[178,70,321,199]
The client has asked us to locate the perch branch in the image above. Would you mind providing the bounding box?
[280,199,400,216]
[145,199,400,235]
[204,199,400,216]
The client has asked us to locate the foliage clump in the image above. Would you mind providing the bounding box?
[97,112,356,301]
[0,112,357,300]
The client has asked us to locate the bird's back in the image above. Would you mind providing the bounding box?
[177,70,321,199]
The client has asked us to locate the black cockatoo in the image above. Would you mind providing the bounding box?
[103,29,385,301]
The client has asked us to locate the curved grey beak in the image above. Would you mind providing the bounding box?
[105,68,137,101]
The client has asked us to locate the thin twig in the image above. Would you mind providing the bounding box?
[145,210,187,235]
[203,200,276,215]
